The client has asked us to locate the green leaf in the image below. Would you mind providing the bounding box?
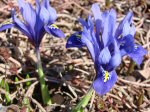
[5,93,11,103]
[0,79,5,88]
[26,74,31,87]
[72,87,94,112]
[5,82,9,92]
[15,77,19,82]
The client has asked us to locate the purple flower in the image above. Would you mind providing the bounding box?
[91,4,147,65]
[67,8,121,95]
[0,0,65,48]
[115,12,147,65]
[66,4,147,95]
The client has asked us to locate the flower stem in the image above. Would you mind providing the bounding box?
[35,47,52,105]
[72,87,94,112]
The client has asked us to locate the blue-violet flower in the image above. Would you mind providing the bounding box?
[66,4,147,95]
[0,0,65,48]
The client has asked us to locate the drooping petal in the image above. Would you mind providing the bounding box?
[45,24,65,38]
[93,70,117,95]
[66,31,85,48]
[128,44,147,65]
[43,0,57,23]
[0,24,14,32]
[115,11,133,39]
[98,47,111,65]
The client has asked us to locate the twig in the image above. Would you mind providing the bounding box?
[14,78,37,84]
[59,72,77,99]
[30,97,46,112]
[25,81,39,97]
[118,77,150,87]
[89,90,95,110]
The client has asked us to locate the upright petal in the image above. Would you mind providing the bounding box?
[93,70,117,95]
[43,0,57,23]
[66,31,85,48]
[115,11,133,38]
[128,44,147,65]
[98,47,111,65]
[12,10,32,40]
[108,40,121,70]
[18,0,36,37]
[81,28,96,61]
[36,0,40,13]
[122,21,136,38]
[79,18,88,28]
[102,13,109,47]
[40,5,50,24]
[91,3,102,35]
[108,9,117,37]
[45,24,65,38]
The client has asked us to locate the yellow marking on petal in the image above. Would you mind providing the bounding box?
[135,45,138,48]
[104,71,110,82]
[0,19,13,27]
[76,34,82,38]
[51,24,59,29]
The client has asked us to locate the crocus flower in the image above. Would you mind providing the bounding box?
[66,4,147,95]
[0,0,65,48]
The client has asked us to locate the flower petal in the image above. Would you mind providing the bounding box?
[0,24,14,32]
[128,44,147,65]
[115,11,133,38]
[108,9,117,37]
[91,3,102,35]
[93,70,117,95]
[43,0,57,23]
[36,0,40,13]
[120,35,135,56]
[79,18,88,28]
[98,47,111,65]
[108,52,121,70]
[40,5,50,24]
[66,31,85,48]
[107,40,121,70]
[12,10,32,40]
[45,24,65,38]
[81,27,96,61]
[102,12,109,47]
[18,0,36,36]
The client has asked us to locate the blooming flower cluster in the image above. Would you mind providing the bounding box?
[66,4,147,95]
[0,0,147,97]
[0,0,65,48]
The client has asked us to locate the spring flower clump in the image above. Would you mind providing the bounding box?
[66,4,147,95]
